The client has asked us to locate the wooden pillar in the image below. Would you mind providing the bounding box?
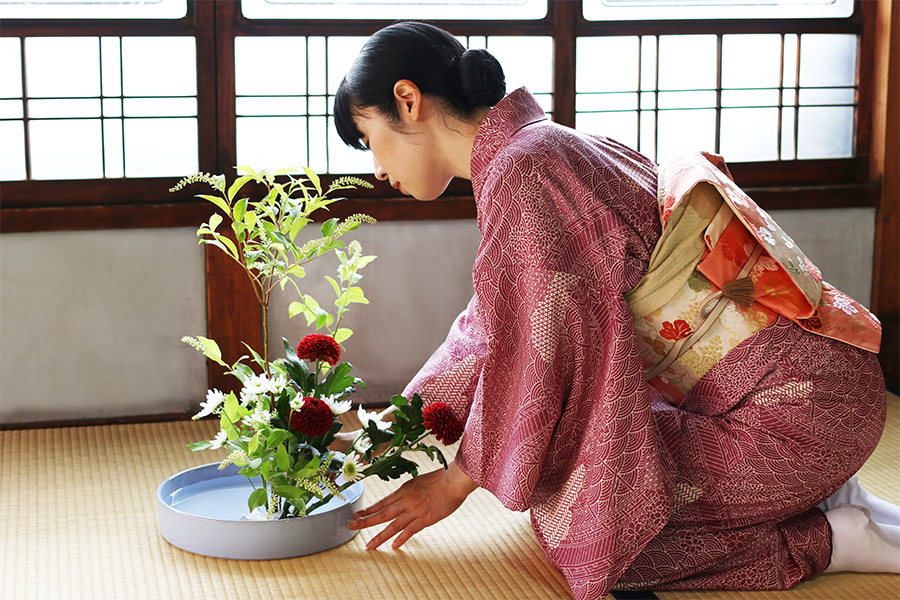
[871,0,899,387]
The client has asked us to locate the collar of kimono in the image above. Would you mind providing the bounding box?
[470,86,547,197]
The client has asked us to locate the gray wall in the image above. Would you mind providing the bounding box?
[0,208,876,424]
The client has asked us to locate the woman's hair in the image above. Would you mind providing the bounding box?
[334,21,506,150]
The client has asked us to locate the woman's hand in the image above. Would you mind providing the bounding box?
[347,461,478,550]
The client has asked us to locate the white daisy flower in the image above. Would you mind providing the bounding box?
[341,451,364,483]
[352,435,373,454]
[209,429,227,450]
[357,406,391,431]
[289,396,306,411]
[194,389,225,419]
[323,395,352,415]
[268,374,288,395]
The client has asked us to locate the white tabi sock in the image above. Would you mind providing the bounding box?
[824,504,900,574]
[819,474,900,530]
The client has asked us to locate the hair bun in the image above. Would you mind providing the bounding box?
[456,48,506,107]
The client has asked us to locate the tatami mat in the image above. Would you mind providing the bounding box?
[1,395,897,600]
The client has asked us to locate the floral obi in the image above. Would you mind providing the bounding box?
[628,152,882,405]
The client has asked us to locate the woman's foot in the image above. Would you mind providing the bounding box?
[824,504,900,573]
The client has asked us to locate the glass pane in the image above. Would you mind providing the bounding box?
[236,96,307,116]
[657,109,716,164]
[0,120,26,180]
[486,36,553,95]
[29,119,103,180]
[25,38,100,98]
[583,0,852,20]
[576,37,639,93]
[242,0,547,20]
[122,37,196,98]
[123,118,198,177]
[237,116,308,171]
[719,107,779,162]
[799,88,855,107]
[328,119,374,174]
[236,37,306,96]
[721,34,781,89]
[104,119,124,178]
[308,116,328,173]
[123,98,197,117]
[575,111,638,151]
[797,106,854,159]
[781,106,796,160]
[0,0,186,19]
[576,92,638,112]
[0,38,22,98]
[103,98,123,117]
[658,35,717,91]
[0,99,23,119]
[721,89,780,108]
[800,34,857,88]
[640,36,657,91]
[28,99,101,119]
[308,37,327,96]
[328,38,368,95]
[658,90,717,109]
[101,37,122,97]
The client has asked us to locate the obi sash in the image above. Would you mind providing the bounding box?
[625,151,882,404]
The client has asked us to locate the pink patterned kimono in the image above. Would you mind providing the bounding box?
[403,88,886,599]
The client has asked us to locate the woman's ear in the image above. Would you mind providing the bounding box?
[393,79,422,123]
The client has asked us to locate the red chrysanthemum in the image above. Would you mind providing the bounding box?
[422,402,464,445]
[290,397,334,438]
[296,334,341,366]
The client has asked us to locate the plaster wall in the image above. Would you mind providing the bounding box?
[0,208,877,424]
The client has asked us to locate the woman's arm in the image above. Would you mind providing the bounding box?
[347,460,478,549]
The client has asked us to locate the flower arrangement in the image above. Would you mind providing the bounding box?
[171,166,463,520]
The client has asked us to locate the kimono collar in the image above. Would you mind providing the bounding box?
[470,87,548,197]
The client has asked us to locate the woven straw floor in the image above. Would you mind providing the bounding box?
[2,395,898,600]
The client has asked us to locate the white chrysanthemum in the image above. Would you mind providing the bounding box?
[209,429,227,450]
[240,374,274,406]
[269,374,288,395]
[194,389,226,419]
[323,395,352,415]
[357,406,391,431]
[243,406,272,430]
[352,435,373,454]
[289,396,306,411]
[341,451,364,482]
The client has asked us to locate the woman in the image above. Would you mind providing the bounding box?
[334,21,898,599]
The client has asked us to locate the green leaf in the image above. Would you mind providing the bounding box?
[273,485,306,499]
[275,444,291,472]
[233,197,249,223]
[303,167,322,195]
[227,175,254,202]
[244,209,257,230]
[288,301,306,320]
[196,336,228,367]
[235,165,259,178]
[267,429,294,448]
[325,276,342,298]
[248,432,262,455]
[187,440,212,451]
[274,167,298,176]
[248,488,268,512]
[196,194,231,217]
[292,455,321,479]
[334,328,353,344]
[321,218,339,238]
[208,213,224,232]
[288,217,311,241]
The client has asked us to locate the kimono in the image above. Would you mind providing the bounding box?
[402,87,886,599]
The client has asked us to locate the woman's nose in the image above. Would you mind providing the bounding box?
[373,157,388,181]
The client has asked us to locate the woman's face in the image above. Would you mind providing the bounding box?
[352,108,453,201]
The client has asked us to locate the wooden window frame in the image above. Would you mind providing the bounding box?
[1,0,894,389]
